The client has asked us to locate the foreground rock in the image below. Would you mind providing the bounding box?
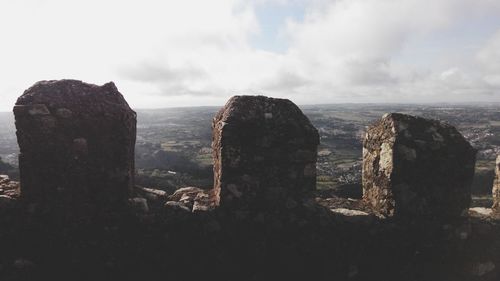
[14,80,136,212]
[492,155,500,212]
[166,187,217,212]
[0,175,20,199]
[212,95,319,212]
[362,113,476,218]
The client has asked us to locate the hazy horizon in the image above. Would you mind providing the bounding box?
[1,0,500,111]
[3,99,500,114]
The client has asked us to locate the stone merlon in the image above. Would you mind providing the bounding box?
[362,113,476,218]
[14,80,136,212]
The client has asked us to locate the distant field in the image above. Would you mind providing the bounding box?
[1,104,500,196]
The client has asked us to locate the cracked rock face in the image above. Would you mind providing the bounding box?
[362,113,476,218]
[14,80,136,210]
[212,95,319,212]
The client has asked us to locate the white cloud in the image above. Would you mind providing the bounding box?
[478,30,500,73]
[0,0,266,109]
[273,0,500,102]
[0,0,500,111]
[476,30,500,89]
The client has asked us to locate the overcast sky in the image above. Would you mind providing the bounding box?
[1,0,500,111]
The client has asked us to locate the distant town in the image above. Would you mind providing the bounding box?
[1,103,499,205]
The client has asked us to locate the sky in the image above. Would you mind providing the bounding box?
[0,0,500,111]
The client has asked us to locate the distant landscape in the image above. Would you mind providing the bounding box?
[1,103,499,206]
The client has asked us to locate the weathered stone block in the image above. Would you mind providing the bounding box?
[362,113,475,218]
[212,95,319,211]
[14,80,136,210]
[492,155,500,212]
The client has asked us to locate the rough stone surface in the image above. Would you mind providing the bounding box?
[212,95,319,211]
[192,190,218,212]
[14,80,136,211]
[164,200,191,212]
[470,261,496,277]
[128,197,149,213]
[168,187,204,202]
[492,155,500,212]
[362,113,476,218]
[0,195,15,209]
[470,207,493,217]
[0,175,20,200]
[135,186,168,201]
[167,187,217,213]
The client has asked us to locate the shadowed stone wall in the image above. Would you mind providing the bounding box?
[362,113,476,218]
[14,80,136,211]
[212,96,319,212]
